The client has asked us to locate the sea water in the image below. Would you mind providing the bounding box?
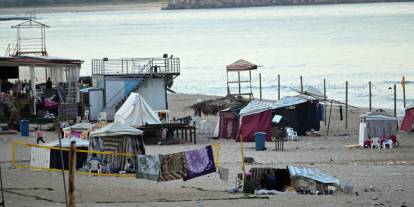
[0,2,413,110]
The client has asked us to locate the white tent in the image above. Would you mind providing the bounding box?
[114,92,161,127]
[90,122,143,138]
[63,122,94,132]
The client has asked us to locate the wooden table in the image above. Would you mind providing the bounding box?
[138,123,197,144]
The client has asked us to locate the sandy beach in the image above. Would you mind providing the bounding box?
[0,93,413,207]
[0,2,164,15]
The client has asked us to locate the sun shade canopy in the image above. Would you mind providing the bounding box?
[226,59,258,71]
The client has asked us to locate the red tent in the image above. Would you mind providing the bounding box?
[235,100,274,142]
[219,110,239,139]
[400,106,414,132]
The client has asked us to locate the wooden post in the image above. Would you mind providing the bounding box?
[369,81,372,111]
[402,76,406,109]
[0,162,5,207]
[345,81,348,129]
[300,76,303,94]
[323,78,327,126]
[394,84,397,117]
[238,71,241,96]
[259,73,262,101]
[239,135,246,180]
[249,70,252,98]
[277,74,280,100]
[226,70,229,95]
[68,141,76,207]
[327,101,333,136]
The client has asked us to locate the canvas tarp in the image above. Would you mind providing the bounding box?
[63,122,93,132]
[236,109,273,142]
[90,122,143,138]
[400,106,414,131]
[288,166,340,185]
[226,59,257,71]
[114,92,161,127]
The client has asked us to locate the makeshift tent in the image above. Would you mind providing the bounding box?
[360,110,398,139]
[236,100,274,142]
[30,137,89,170]
[89,123,145,172]
[63,122,93,138]
[400,106,414,132]
[114,92,161,127]
[218,104,245,139]
[272,95,321,135]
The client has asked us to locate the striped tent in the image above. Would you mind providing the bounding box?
[89,123,145,172]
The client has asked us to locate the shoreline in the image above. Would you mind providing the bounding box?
[0,2,165,15]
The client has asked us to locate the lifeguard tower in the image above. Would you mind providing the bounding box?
[226,59,257,99]
[9,17,49,57]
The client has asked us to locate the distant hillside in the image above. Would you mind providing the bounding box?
[0,0,159,8]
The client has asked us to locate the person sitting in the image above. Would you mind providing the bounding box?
[46,77,52,89]
[124,158,134,173]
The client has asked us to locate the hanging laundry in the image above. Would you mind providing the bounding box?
[159,152,187,181]
[183,145,216,181]
[136,154,160,181]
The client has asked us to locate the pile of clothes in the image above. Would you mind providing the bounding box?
[136,145,216,182]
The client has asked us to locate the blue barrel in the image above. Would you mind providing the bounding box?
[255,132,266,151]
[20,120,29,136]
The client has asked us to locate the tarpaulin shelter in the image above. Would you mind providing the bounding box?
[218,104,245,139]
[63,122,93,138]
[400,106,414,132]
[30,137,89,170]
[235,95,321,141]
[360,110,398,139]
[272,95,321,135]
[236,100,274,142]
[89,123,145,172]
[114,92,161,127]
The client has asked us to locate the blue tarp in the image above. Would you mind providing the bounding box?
[288,166,340,185]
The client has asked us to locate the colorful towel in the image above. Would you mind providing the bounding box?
[136,154,160,181]
[159,152,187,182]
[183,145,216,181]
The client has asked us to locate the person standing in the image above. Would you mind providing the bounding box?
[35,127,45,144]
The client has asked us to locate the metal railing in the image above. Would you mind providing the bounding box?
[91,58,180,76]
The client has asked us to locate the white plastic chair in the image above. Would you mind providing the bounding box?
[89,160,101,175]
[98,112,107,123]
[382,139,393,149]
[286,128,298,141]
[371,137,381,150]
[84,109,90,121]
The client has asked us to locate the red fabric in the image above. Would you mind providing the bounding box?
[236,109,272,142]
[42,98,59,110]
[219,112,236,139]
[400,109,414,131]
[70,131,82,138]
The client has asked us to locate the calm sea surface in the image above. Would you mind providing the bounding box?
[1,2,414,110]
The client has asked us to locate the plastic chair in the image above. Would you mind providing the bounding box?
[98,112,107,123]
[370,138,381,150]
[84,110,89,121]
[286,128,298,141]
[382,139,393,149]
[89,160,101,175]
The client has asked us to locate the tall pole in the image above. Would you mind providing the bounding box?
[259,73,262,101]
[327,100,333,136]
[68,141,76,207]
[345,81,348,129]
[0,162,5,207]
[394,84,397,117]
[369,81,372,111]
[238,71,241,96]
[277,74,280,100]
[300,76,303,94]
[323,78,327,126]
[402,76,406,109]
[226,70,229,95]
[58,132,69,207]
